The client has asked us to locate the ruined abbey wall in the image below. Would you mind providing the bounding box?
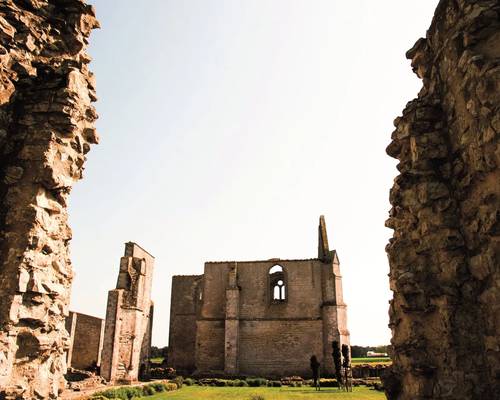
[101,242,155,384]
[0,1,98,398]
[385,0,499,399]
[192,258,347,377]
[65,311,104,371]
[167,275,202,374]
[169,217,350,378]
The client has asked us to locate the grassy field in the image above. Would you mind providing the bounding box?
[151,357,391,366]
[140,386,384,399]
[351,357,391,365]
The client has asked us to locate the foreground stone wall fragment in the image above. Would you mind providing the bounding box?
[101,242,154,384]
[0,1,99,398]
[385,1,499,399]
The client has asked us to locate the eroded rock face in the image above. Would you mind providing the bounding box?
[0,1,98,398]
[385,1,499,399]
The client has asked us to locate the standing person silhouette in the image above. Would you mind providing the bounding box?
[310,355,321,391]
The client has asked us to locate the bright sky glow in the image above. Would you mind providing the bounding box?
[70,0,439,346]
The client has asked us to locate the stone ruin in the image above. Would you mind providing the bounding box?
[168,216,350,377]
[0,1,99,398]
[63,242,154,387]
[384,0,499,399]
[65,311,104,372]
[0,0,498,399]
[100,242,154,384]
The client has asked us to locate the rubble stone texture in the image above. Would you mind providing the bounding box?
[0,1,98,399]
[100,242,154,384]
[169,216,350,377]
[385,1,499,399]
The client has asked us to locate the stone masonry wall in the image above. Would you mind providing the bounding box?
[239,257,349,376]
[238,319,324,377]
[0,1,98,398]
[195,259,347,377]
[168,275,202,374]
[101,242,155,384]
[65,311,104,371]
[384,1,499,399]
[170,217,349,377]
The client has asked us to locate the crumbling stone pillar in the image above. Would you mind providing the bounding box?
[0,1,98,398]
[385,1,499,399]
[101,242,155,384]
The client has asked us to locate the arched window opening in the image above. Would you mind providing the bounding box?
[269,265,283,274]
[269,265,286,302]
[273,279,285,300]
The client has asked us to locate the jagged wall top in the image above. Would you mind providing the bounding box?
[384,0,499,399]
[0,1,99,398]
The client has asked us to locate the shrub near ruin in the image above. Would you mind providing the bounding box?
[183,377,195,386]
[89,382,177,399]
[280,376,304,386]
[172,376,184,388]
[245,378,268,387]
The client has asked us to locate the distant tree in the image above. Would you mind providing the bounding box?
[150,346,168,360]
[374,345,389,354]
[332,341,343,388]
[342,344,352,392]
[350,345,369,358]
[310,355,321,391]
[350,345,390,358]
[341,344,350,368]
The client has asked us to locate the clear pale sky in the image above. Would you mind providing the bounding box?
[69,0,438,347]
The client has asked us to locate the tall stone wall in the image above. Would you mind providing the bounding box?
[168,275,202,374]
[385,1,499,399]
[170,217,350,377]
[195,258,348,377]
[0,1,98,398]
[101,242,155,384]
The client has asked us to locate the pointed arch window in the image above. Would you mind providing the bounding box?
[269,265,286,302]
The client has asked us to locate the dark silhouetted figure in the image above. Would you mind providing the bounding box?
[310,355,321,391]
[342,344,352,392]
[332,341,343,389]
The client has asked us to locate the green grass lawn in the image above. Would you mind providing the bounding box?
[141,386,384,399]
[351,357,391,365]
